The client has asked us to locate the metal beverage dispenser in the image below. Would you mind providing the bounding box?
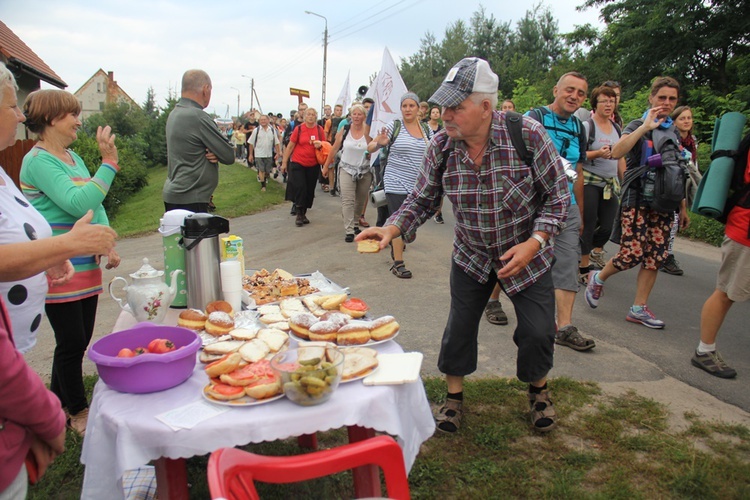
[181,213,230,310]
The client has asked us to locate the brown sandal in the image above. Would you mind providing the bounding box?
[528,389,556,432]
[390,260,412,279]
[435,398,463,433]
[555,326,595,351]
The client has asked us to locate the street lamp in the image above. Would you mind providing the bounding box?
[230,87,240,119]
[305,10,328,112]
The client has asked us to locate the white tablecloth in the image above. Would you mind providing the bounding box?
[80,313,435,499]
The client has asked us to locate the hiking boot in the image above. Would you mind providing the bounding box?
[626,305,665,329]
[691,350,737,379]
[434,213,444,224]
[295,212,304,227]
[585,271,603,308]
[555,325,596,351]
[301,208,310,225]
[589,249,607,269]
[660,254,684,276]
[67,407,89,436]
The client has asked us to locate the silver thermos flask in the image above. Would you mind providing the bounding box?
[181,213,230,310]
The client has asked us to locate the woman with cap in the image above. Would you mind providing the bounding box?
[367,92,433,278]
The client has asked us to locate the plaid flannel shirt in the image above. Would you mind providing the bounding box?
[387,111,570,295]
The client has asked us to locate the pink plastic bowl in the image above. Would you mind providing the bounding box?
[88,323,201,394]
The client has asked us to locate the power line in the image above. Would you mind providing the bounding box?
[254,39,322,81]
[329,0,402,34]
[329,0,426,44]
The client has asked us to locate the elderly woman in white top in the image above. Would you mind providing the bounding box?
[367,92,433,279]
[323,104,372,242]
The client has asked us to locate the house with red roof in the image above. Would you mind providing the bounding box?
[74,69,139,119]
[0,19,67,183]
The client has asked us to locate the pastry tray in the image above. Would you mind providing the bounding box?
[242,270,348,308]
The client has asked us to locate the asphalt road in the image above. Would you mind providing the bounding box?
[25,184,750,416]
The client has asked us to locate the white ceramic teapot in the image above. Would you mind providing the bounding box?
[109,258,184,324]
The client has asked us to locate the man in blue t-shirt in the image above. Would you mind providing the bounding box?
[527,71,596,352]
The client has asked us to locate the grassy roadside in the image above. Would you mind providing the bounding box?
[28,376,750,499]
[109,162,286,238]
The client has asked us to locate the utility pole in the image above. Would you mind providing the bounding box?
[241,75,255,119]
[305,10,328,112]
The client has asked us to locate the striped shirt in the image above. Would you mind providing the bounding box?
[382,121,433,195]
[386,111,570,295]
[20,146,116,303]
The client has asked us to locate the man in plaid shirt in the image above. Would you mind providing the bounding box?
[356,58,570,433]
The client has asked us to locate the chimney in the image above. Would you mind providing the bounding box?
[107,71,114,83]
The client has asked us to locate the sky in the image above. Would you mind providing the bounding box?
[3,0,604,119]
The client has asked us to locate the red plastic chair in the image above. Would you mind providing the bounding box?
[207,435,411,499]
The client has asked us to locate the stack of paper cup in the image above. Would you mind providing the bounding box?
[220,260,243,313]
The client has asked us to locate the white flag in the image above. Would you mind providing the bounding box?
[370,47,408,138]
[335,71,351,111]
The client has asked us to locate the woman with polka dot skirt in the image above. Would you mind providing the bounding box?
[20,89,121,436]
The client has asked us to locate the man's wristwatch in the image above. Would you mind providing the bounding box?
[530,233,547,249]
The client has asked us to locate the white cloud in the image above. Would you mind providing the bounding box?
[3,0,603,116]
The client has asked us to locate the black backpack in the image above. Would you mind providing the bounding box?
[646,125,688,213]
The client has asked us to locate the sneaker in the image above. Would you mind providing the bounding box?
[691,350,737,378]
[585,271,603,308]
[434,214,444,224]
[626,305,665,329]
[590,249,607,269]
[660,254,684,276]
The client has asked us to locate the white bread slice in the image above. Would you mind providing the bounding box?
[342,352,379,380]
[260,313,286,324]
[229,328,258,341]
[258,304,281,316]
[303,296,327,317]
[321,294,348,310]
[339,346,378,359]
[268,321,290,331]
[298,345,326,364]
[199,351,224,363]
[238,339,270,363]
[257,328,289,352]
[203,340,246,355]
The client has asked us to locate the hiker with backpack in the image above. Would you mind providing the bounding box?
[280,107,327,227]
[527,71,597,353]
[322,104,372,242]
[580,85,626,282]
[661,105,703,276]
[691,131,750,379]
[366,91,433,279]
[356,57,570,434]
[585,77,690,329]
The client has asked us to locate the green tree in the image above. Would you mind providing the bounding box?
[510,78,546,113]
[580,0,750,95]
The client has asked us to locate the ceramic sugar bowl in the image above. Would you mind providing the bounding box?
[109,258,183,324]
